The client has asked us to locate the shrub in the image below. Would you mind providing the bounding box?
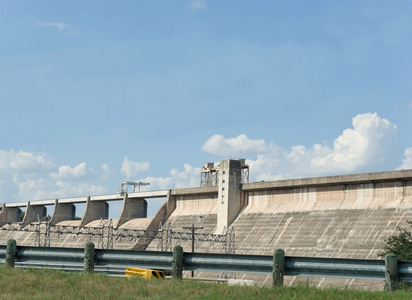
[379,221,412,261]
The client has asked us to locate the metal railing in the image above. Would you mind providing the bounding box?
[1,221,234,252]
[1,240,411,291]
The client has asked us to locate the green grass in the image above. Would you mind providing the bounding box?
[0,266,411,300]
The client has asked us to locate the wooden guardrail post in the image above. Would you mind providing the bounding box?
[5,239,16,268]
[273,249,285,287]
[84,242,95,273]
[172,245,183,279]
[385,253,398,291]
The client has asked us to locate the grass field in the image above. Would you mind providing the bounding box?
[0,266,411,299]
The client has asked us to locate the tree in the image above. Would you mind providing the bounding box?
[379,221,412,261]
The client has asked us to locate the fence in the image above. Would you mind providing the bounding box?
[1,239,411,291]
[0,220,234,252]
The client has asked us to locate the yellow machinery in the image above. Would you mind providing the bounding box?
[125,267,165,279]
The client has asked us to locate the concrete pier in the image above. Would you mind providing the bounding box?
[50,200,76,225]
[117,193,148,229]
[0,204,21,223]
[22,202,46,224]
[80,197,109,227]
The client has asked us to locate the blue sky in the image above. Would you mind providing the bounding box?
[1,1,412,216]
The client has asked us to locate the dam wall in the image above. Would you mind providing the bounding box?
[2,160,412,278]
[223,175,412,288]
[234,179,412,257]
[238,174,412,251]
[145,188,219,253]
[143,168,412,261]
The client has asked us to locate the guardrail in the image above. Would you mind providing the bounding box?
[1,240,410,291]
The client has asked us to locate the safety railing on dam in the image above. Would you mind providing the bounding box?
[1,240,410,291]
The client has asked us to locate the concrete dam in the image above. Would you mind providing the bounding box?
[1,158,412,287]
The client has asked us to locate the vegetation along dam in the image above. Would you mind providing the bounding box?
[1,158,412,288]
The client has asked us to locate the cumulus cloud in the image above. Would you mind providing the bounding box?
[309,112,399,172]
[17,177,56,200]
[140,176,173,191]
[101,163,110,180]
[139,164,201,191]
[203,113,402,180]
[0,172,19,202]
[0,150,54,171]
[55,181,107,197]
[0,150,109,202]
[0,112,407,205]
[0,151,148,203]
[170,164,201,188]
[15,177,107,201]
[188,0,206,10]
[50,162,91,180]
[121,157,150,179]
[398,148,412,170]
[202,134,269,156]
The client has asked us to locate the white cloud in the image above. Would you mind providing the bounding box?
[309,112,399,173]
[188,0,206,10]
[121,157,150,179]
[140,164,200,190]
[0,150,55,172]
[203,113,401,180]
[0,150,110,202]
[398,148,412,170]
[55,181,107,197]
[17,177,56,200]
[101,163,110,179]
[0,113,406,205]
[37,21,71,31]
[409,101,412,109]
[37,21,81,36]
[0,172,19,201]
[140,176,173,190]
[15,177,107,201]
[202,134,269,156]
[170,164,201,188]
[50,162,91,180]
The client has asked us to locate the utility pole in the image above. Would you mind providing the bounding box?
[183,223,204,278]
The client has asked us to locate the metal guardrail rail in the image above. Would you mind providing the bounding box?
[2,242,412,286]
[1,245,173,276]
[399,261,412,283]
[0,245,5,264]
[94,249,172,271]
[285,256,387,280]
[181,252,409,282]
[184,252,273,274]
